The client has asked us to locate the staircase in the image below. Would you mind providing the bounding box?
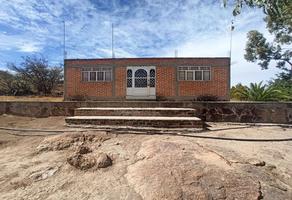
[65,107,204,129]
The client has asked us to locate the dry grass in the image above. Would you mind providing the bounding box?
[0,96,63,102]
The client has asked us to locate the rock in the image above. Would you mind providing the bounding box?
[67,152,112,170]
[266,164,277,171]
[248,158,266,166]
[77,145,92,154]
[96,153,112,168]
[29,166,59,181]
[67,154,96,170]
[126,139,262,200]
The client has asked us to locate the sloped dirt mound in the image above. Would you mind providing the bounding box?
[36,132,111,152]
[126,139,262,200]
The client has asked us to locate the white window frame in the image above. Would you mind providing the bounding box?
[177,66,211,81]
[81,67,112,82]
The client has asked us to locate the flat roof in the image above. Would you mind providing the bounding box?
[65,57,230,61]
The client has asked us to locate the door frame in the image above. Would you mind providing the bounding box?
[126,66,156,100]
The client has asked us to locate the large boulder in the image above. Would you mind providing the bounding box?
[125,139,262,200]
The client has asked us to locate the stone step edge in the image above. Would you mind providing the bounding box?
[75,107,196,111]
[66,124,205,133]
[66,116,201,121]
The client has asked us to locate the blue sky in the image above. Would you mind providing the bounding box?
[0,0,281,85]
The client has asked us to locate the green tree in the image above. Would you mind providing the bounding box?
[224,0,292,78]
[230,83,247,100]
[269,73,292,100]
[8,56,63,95]
[235,81,288,101]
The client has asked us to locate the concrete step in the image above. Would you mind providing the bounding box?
[67,101,196,108]
[65,116,203,128]
[74,107,196,117]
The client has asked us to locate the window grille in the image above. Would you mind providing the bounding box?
[178,66,211,81]
[127,69,132,88]
[81,67,112,82]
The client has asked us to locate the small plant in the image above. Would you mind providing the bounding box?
[71,95,86,101]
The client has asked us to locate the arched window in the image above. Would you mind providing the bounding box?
[134,69,147,88]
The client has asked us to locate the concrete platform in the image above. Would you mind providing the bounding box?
[74,107,196,117]
[65,116,203,128]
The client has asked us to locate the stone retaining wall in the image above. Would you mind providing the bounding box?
[0,101,291,124]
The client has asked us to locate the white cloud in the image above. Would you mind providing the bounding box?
[0,33,42,52]
[18,42,41,52]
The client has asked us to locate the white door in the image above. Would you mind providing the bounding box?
[126,66,156,99]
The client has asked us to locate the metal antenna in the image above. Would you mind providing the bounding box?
[112,23,115,58]
[175,49,178,58]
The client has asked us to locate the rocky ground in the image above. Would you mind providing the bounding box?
[0,115,292,200]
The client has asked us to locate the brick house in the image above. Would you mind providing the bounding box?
[64,57,230,101]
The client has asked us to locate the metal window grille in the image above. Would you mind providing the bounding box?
[81,67,112,82]
[127,69,132,88]
[134,69,147,88]
[178,66,211,81]
[150,69,155,87]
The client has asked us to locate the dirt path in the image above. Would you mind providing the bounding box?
[0,115,291,200]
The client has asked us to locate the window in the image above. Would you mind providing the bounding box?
[187,71,193,80]
[90,72,96,81]
[195,71,202,80]
[96,72,104,81]
[81,67,112,82]
[203,70,210,81]
[134,69,147,88]
[150,69,155,87]
[127,69,132,88]
[105,71,111,81]
[178,71,185,80]
[178,66,211,81]
[82,71,89,81]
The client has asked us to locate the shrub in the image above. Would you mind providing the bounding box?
[196,94,219,101]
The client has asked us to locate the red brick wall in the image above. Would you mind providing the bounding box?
[65,67,113,99]
[115,67,126,97]
[64,58,230,100]
[178,66,228,98]
[156,67,176,97]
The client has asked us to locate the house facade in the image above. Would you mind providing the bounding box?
[64,57,230,101]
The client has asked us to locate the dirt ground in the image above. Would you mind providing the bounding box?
[0,115,292,200]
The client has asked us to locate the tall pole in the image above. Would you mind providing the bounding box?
[63,20,66,61]
[229,20,234,59]
[112,23,115,58]
[228,19,234,99]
